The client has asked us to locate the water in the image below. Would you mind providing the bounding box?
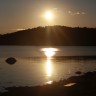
[0,46,96,92]
[0,46,96,57]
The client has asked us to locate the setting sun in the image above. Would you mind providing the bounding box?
[44,10,54,21]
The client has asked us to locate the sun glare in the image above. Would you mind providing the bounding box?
[44,10,54,21]
[41,48,58,58]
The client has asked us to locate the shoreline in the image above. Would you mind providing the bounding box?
[1,71,96,96]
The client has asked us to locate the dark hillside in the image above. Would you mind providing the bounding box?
[0,26,96,46]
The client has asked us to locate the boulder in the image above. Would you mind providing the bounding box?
[5,57,17,65]
[75,71,82,75]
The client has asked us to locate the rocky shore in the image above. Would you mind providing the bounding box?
[0,71,96,96]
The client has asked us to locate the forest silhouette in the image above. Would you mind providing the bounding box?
[0,26,96,46]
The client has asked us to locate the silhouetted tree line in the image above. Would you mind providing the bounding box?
[0,26,96,46]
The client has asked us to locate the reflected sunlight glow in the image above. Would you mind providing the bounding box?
[64,83,76,87]
[46,59,52,77]
[46,80,53,84]
[41,48,58,58]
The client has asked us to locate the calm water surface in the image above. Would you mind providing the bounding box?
[0,46,96,92]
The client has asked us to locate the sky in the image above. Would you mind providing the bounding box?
[0,0,96,34]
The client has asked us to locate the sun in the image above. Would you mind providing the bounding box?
[44,10,54,21]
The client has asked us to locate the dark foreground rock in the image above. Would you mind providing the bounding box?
[5,57,17,65]
[75,71,82,75]
[1,71,96,96]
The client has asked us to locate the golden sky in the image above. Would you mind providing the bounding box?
[0,0,96,34]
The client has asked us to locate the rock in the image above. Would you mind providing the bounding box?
[75,71,82,75]
[5,57,17,65]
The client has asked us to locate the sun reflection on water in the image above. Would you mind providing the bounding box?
[46,58,52,77]
[41,48,58,84]
[41,48,58,58]
[45,58,53,85]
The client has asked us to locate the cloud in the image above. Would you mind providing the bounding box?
[68,11,86,15]
[11,29,25,31]
[81,12,86,14]
[76,12,80,15]
[68,11,71,14]
[53,8,58,10]
[16,29,25,31]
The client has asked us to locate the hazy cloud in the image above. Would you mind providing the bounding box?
[81,12,86,14]
[53,8,58,10]
[68,11,71,14]
[76,12,80,15]
[16,29,25,31]
[11,29,25,31]
[68,11,86,15]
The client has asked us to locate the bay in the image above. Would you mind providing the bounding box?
[0,46,96,92]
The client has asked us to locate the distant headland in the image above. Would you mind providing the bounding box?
[0,26,96,46]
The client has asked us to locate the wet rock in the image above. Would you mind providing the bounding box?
[5,57,17,65]
[75,71,82,75]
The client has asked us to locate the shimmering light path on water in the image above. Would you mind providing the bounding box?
[0,57,96,92]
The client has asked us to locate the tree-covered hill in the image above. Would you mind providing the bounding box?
[0,26,96,46]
